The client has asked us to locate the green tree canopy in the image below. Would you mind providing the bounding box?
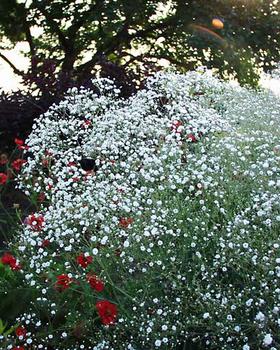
[0,0,280,92]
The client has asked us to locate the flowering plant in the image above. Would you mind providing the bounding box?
[1,71,280,349]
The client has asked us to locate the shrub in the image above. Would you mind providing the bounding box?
[0,91,57,153]
[1,71,280,349]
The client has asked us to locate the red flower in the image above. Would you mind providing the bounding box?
[15,326,27,338]
[41,239,50,248]
[25,214,45,231]
[12,347,25,350]
[186,133,197,142]
[76,253,93,268]
[82,120,92,128]
[10,261,21,271]
[1,252,21,270]
[12,159,26,171]
[96,300,117,325]
[1,252,16,265]
[14,138,29,150]
[86,273,104,292]
[67,162,77,167]
[14,138,24,147]
[0,173,8,185]
[55,274,73,291]
[119,217,134,229]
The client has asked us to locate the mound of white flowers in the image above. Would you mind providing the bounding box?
[4,71,280,349]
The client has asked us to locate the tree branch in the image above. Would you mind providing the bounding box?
[67,1,103,38]
[0,52,24,76]
[123,51,195,71]
[74,14,179,78]
[33,2,70,52]
[24,23,36,57]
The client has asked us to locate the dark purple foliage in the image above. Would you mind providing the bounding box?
[0,58,139,153]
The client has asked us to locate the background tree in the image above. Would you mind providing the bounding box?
[0,0,279,96]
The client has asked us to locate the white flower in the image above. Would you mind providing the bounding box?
[255,312,265,322]
[155,340,162,347]
[263,334,273,346]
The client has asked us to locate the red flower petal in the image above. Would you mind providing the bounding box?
[96,300,117,325]
[0,173,8,185]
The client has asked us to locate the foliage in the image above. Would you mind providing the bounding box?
[0,71,280,349]
[0,62,135,154]
[0,90,55,153]
[0,0,280,91]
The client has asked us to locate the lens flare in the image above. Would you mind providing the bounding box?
[189,24,228,48]
[212,18,224,29]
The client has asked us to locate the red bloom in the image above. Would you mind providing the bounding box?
[86,273,104,292]
[14,138,24,147]
[67,162,77,167]
[0,173,8,185]
[119,217,134,229]
[12,347,25,350]
[12,159,26,171]
[10,261,21,271]
[15,326,27,338]
[186,133,197,142]
[1,252,21,270]
[55,274,73,291]
[14,138,29,150]
[96,300,117,325]
[82,120,92,128]
[25,214,45,231]
[1,252,16,265]
[76,253,93,268]
[41,239,50,248]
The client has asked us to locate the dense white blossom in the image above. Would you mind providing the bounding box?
[2,70,280,349]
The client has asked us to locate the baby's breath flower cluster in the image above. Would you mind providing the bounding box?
[2,71,280,349]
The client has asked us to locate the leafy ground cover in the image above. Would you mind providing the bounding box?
[0,70,280,349]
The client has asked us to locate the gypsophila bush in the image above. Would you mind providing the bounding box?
[1,70,280,350]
